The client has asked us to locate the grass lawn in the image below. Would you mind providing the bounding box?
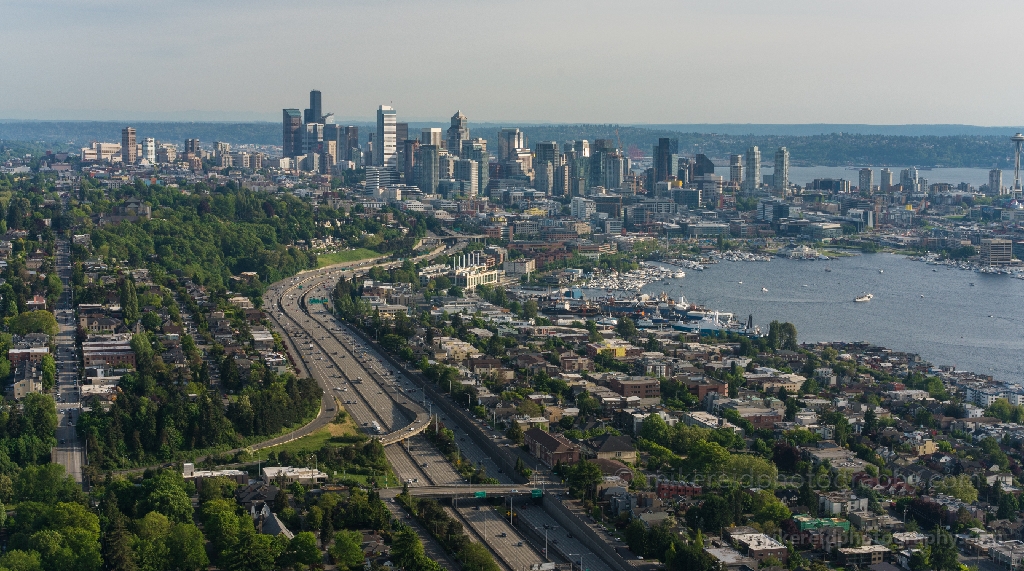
[261,401,363,456]
[316,248,380,268]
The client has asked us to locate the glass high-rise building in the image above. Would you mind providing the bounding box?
[417,144,439,194]
[282,109,302,157]
[653,137,678,183]
[773,147,789,193]
[729,154,743,184]
[375,105,397,168]
[743,146,760,192]
[304,90,322,124]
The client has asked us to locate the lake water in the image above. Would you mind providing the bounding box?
[644,254,1024,381]
[729,165,1004,187]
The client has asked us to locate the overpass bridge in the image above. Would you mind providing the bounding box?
[378,485,549,500]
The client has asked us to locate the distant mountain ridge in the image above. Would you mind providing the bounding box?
[1,121,1021,167]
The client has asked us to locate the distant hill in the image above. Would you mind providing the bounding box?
[1,120,1020,168]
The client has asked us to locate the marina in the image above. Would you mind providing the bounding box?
[647,252,1024,380]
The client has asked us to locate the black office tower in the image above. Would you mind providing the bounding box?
[654,137,679,182]
[694,154,715,178]
[304,90,322,124]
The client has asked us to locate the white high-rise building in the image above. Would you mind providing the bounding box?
[375,105,397,168]
[990,169,1004,195]
[729,154,743,184]
[743,146,760,192]
[773,147,789,193]
[141,138,156,163]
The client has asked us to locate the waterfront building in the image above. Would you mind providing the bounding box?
[774,147,789,194]
[121,127,137,164]
[375,105,397,168]
[730,154,743,184]
[743,146,760,192]
[990,169,1004,195]
[980,238,1013,266]
[880,168,893,191]
[859,168,873,192]
[900,167,918,191]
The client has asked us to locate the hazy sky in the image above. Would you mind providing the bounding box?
[2,0,1023,125]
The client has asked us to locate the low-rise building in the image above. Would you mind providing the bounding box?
[524,428,580,467]
[261,466,327,486]
[837,545,890,566]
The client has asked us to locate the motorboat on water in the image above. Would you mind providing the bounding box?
[854,293,874,302]
[761,287,768,292]
[673,271,686,279]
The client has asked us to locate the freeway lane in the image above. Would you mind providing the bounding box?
[52,237,85,484]
[262,245,550,569]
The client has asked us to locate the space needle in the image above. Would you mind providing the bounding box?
[1013,133,1024,197]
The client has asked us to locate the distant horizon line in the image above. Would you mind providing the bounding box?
[2,118,1024,129]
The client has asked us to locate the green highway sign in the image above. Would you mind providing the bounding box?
[474,491,487,498]
[531,489,543,498]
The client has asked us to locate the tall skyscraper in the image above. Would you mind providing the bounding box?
[653,138,678,183]
[499,128,525,161]
[729,154,743,184]
[282,109,302,157]
[1012,133,1024,192]
[121,127,137,164]
[184,138,200,156]
[421,128,443,147]
[447,111,469,156]
[773,147,789,193]
[534,141,559,166]
[743,146,760,192]
[900,167,918,191]
[375,105,397,168]
[304,90,322,124]
[403,140,419,180]
[461,139,489,194]
[396,122,409,144]
[141,138,156,163]
[454,158,479,196]
[859,168,873,193]
[343,126,359,161]
[990,169,1003,195]
[880,168,893,191]
[417,145,439,194]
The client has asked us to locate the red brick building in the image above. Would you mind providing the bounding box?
[524,428,580,467]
